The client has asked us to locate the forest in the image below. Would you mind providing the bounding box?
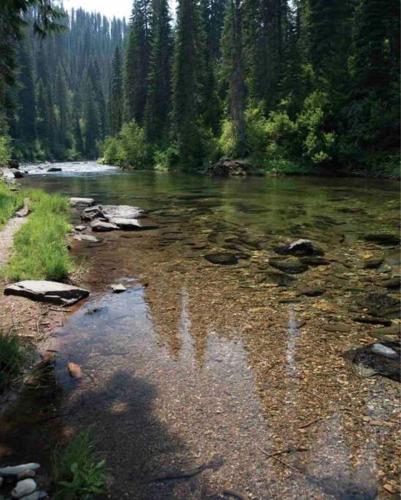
[0,0,400,175]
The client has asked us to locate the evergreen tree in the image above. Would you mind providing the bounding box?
[109,46,123,135]
[124,0,152,124]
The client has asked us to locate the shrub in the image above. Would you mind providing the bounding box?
[0,135,11,166]
[0,181,23,228]
[53,429,106,500]
[4,191,72,281]
[102,121,149,168]
[0,332,24,391]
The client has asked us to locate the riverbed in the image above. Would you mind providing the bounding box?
[1,162,400,499]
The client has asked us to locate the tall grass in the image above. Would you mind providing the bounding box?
[53,429,106,499]
[0,181,22,228]
[0,332,24,391]
[4,190,73,281]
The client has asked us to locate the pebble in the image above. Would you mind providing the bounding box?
[11,478,37,498]
[74,225,86,232]
[17,470,36,480]
[67,362,82,378]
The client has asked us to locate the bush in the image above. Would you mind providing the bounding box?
[0,332,24,391]
[53,429,106,500]
[102,121,149,168]
[4,191,72,281]
[0,135,11,166]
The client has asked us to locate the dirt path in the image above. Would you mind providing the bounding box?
[0,216,26,268]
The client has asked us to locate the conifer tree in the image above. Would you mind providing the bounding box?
[109,46,123,135]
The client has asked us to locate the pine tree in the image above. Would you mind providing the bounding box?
[124,0,152,124]
[221,0,247,156]
[109,46,123,135]
[172,0,206,168]
[144,0,172,144]
[55,64,70,151]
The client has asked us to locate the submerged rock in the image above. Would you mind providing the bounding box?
[46,166,62,172]
[362,256,384,269]
[4,281,89,306]
[346,341,400,382]
[263,271,296,287]
[69,197,94,208]
[102,204,146,220]
[380,276,400,290]
[358,292,400,319]
[110,218,158,230]
[0,464,40,478]
[299,256,330,266]
[90,220,118,232]
[274,239,324,257]
[73,234,101,243]
[298,286,325,297]
[204,253,238,265]
[363,233,400,246]
[269,257,308,274]
[11,478,37,498]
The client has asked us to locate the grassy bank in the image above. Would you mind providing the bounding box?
[4,190,72,281]
[0,332,24,391]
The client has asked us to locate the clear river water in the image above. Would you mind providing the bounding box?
[1,162,400,499]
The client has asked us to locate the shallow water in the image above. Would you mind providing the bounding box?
[4,163,401,498]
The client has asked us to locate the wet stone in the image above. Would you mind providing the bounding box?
[269,257,308,274]
[91,220,119,232]
[274,239,324,257]
[347,341,400,382]
[379,276,400,290]
[362,256,384,269]
[363,233,400,246]
[358,292,401,319]
[204,253,238,265]
[299,256,330,266]
[11,478,37,498]
[297,286,325,297]
[263,271,296,287]
[73,234,101,243]
[353,316,392,326]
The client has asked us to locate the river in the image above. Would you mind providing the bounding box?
[2,162,401,499]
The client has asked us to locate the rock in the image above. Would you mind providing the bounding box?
[204,253,238,265]
[74,225,86,232]
[17,470,36,480]
[8,159,19,169]
[263,271,296,287]
[323,323,352,333]
[73,234,101,243]
[359,292,400,319]
[363,233,400,246]
[353,316,392,326]
[208,158,261,177]
[346,341,400,381]
[110,283,126,293]
[68,362,82,378]
[4,281,89,306]
[11,169,24,178]
[11,479,37,498]
[380,276,400,290]
[46,167,62,172]
[274,239,324,257]
[0,464,40,478]
[18,491,45,500]
[90,220,118,232]
[110,217,158,230]
[298,286,325,297]
[269,257,308,274]
[371,324,401,337]
[16,198,30,218]
[102,205,145,220]
[299,256,330,266]
[81,205,104,221]
[69,197,95,208]
[362,256,384,269]
[371,343,398,359]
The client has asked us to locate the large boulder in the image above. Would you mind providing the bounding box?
[102,205,146,220]
[69,197,95,208]
[81,205,104,221]
[4,281,89,306]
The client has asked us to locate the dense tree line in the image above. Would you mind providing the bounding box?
[2,0,399,174]
[5,8,126,160]
[104,0,399,174]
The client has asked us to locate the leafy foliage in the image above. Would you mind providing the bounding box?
[53,429,106,500]
[102,121,149,168]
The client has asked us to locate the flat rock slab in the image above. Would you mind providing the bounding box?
[111,283,127,293]
[110,217,158,230]
[204,253,238,265]
[4,280,89,306]
[91,220,119,232]
[363,233,400,246]
[70,197,95,208]
[73,234,101,243]
[102,205,145,220]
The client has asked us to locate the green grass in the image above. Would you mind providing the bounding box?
[0,181,23,228]
[4,190,73,281]
[53,429,106,500]
[0,332,24,391]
